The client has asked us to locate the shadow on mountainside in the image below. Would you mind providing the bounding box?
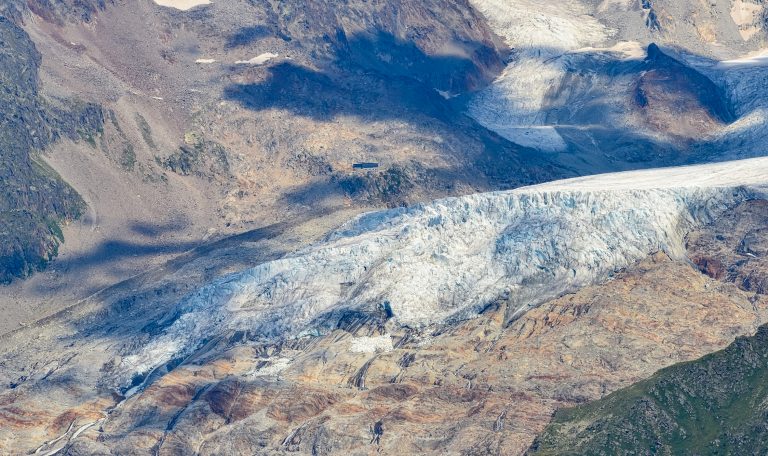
[26,219,201,298]
[222,31,577,202]
[222,30,505,119]
[223,29,739,174]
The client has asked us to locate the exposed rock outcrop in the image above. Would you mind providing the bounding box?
[0,16,102,283]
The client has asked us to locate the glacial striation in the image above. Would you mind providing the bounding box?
[115,158,768,389]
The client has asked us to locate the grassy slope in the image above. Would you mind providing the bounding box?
[529,325,768,456]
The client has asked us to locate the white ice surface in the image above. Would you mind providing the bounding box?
[717,49,768,69]
[349,335,394,354]
[469,0,609,50]
[117,158,768,385]
[247,358,292,377]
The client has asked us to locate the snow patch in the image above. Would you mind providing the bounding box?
[235,53,279,66]
[248,358,292,377]
[153,0,211,11]
[195,58,217,64]
[349,335,394,353]
[436,89,457,99]
[574,41,646,60]
[717,49,768,69]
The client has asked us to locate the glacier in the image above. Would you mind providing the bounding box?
[116,158,768,387]
[467,0,612,151]
[467,0,768,158]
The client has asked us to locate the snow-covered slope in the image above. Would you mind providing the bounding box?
[117,158,768,386]
[467,0,612,151]
[467,0,768,159]
[152,0,211,10]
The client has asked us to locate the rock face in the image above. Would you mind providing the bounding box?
[633,43,734,138]
[0,16,102,283]
[0,1,111,28]
[688,199,768,294]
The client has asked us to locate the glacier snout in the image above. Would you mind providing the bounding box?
[118,182,760,386]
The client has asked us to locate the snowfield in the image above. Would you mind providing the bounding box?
[117,158,768,386]
[349,335,394,354]
[467,0,768,158]
[717,49,768,69]
[152,0,211,10]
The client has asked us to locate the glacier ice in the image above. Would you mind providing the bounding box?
[467,0,768,158]
[467,0,611,151]
[116,158,768,386]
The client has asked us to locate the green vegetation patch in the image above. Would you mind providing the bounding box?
[529,325,768,456]
[121,144,137,171]
[159,133,230,178]
[0,16,101,283]
[135,113,157,150]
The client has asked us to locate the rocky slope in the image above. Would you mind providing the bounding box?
[3,1,768,455]
[528,197,768,455]
[0,0,567,294]
[5,0,768,289]
[0,15,102,283]
[51,251,768,455]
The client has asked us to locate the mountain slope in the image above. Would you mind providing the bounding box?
[5,0,768,290]
[528,196,768,455]
[529,324,768,456]
[0,16,102,283]
[103,159,768,389]
[467,0,768,171]
[0,0,568,293]
[3,1,768,454]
